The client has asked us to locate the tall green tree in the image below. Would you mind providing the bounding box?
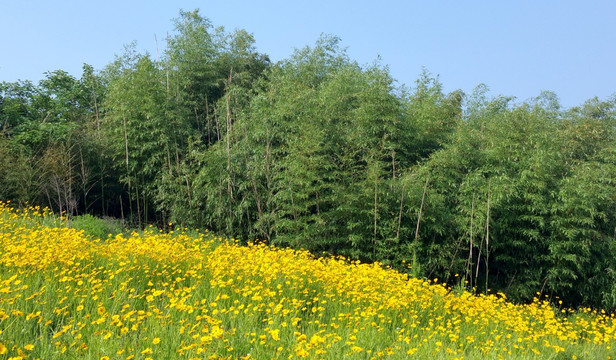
[104,54,186,224]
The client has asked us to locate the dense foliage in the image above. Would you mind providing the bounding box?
[2,9,616,309]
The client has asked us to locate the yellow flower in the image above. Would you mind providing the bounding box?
[407,348,418,355]
[0,343,7,354]
[141,348,153,355]
[269,329,281,341]
[295,347,310,358]
[152,337,161,345]
[211,325,224,338]
[24,344,34,351]
[100,357,110,360]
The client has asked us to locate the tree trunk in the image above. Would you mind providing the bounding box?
[485,188,491,294]
[466,195,475,287]
[225,68,234,198]
[412,177,429,275]
[373,171,378,258]
[396,183,406,240]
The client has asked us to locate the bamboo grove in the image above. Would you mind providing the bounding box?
[2,10,616,310]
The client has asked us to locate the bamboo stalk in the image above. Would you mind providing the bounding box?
[415,177,429,243]
[485,187,491,294]
[225,68,233,198]
[412,177,429,274]
[396,183,406,240]
[466,195,475,288]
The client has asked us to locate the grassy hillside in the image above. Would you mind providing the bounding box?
[0,202,615,359]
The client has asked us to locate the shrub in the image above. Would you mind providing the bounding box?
[70,214,124,240]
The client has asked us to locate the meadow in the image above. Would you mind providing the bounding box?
[0,202,615,359]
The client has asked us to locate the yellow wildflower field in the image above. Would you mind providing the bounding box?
[0,202,615,359]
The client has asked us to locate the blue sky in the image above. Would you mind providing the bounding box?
[1,1,614,108]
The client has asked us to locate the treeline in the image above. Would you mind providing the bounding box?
[2,10,616,309]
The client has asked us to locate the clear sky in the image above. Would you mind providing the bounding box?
[1,0,615,108]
